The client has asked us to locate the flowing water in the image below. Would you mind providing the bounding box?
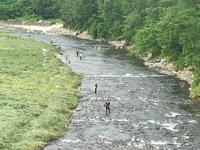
[5,28,200,150]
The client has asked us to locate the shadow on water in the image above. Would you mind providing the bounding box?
[102,45,145,67]
[179,99,200,114]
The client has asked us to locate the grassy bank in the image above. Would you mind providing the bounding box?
[0,30,82,150]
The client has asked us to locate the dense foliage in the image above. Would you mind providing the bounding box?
[0,0,199,97]
[0,0,63,20]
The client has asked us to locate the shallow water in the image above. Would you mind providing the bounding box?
[6,28,200,150]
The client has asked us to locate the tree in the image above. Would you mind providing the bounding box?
[33,0,63,19]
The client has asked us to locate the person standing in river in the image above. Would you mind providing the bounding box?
[104,100,110,114]
[94,83,98,93]
[76,50,79,57]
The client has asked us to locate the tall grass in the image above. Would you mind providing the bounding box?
[0,30,82,150]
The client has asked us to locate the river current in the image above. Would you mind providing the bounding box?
[5,28,200,150]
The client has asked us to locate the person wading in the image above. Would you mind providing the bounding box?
[104,100,110,114]
[94,83,98,93]
[76,50,79,57]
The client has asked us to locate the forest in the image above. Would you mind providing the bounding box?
[0,0,199,98]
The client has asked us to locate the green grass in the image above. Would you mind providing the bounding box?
[0,30,82,150]
[191,76,200,99]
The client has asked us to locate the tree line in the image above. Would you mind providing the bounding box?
[0,0,199,97]
[0,0,63,20]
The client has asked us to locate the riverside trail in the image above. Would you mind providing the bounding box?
[5,27,200,150]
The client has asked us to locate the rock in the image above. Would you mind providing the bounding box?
[37,20,43,24]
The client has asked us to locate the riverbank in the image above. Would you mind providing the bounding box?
[0,21,126,47]
[0,29,81,150]
[141,53,194,84]
[0,20,93,39]
[0,21,195,93]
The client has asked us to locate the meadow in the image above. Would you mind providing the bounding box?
[0,30,82,150]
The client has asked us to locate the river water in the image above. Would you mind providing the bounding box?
[5,28,200,150]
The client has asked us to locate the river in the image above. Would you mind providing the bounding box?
[5,27,200,150]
